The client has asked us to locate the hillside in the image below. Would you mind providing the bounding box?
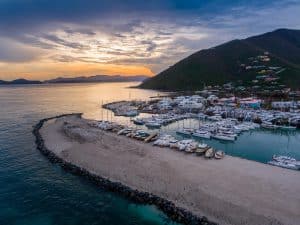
[140,29,300,90]
[0,79,42,85]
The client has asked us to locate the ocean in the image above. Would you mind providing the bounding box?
[0,82,178,225]
[0,82,299,225]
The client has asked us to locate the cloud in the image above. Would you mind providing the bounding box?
[0,38,43,63]
[0,0,299,77]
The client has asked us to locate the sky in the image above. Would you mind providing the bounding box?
[0,0,299,80]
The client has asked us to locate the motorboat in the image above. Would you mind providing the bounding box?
[176,128,193,136]
[268,161,299,170]
[261,122,278,129]
[272,155,300,166]
[145,121,161,129]
[195,143,209,155]
[198,143,208,149]
[214,150,225,159]
[144,132,158,143]
[192,130,211,139]
[131,118,144,125]
[278,125,296,130]
[212,133,235,141]
[205,148,215,158]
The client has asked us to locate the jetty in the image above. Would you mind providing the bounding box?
[35,114,300,225]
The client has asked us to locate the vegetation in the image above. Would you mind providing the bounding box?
[140,29,300,90]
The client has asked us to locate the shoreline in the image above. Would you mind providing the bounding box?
[33,113,215,225]
[33,114,300,225]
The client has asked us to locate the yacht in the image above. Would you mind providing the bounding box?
[268,161,299,170]
[205,148,215,158]
[176,128,193,136]
[272,155,300,166]
[212,133,235,141]
[278,125,296,130]
[192,130,211,139]
[145,121,161,129]
[261,122,278,129]
[215,150,225,159]
[131,118,144,125]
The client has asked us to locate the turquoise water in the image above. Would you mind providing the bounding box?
[163,119,300,163]
[0,82,179,225]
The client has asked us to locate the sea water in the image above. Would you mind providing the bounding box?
[0,82,179,225]
[0,82,299,225]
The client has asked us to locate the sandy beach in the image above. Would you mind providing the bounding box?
[40,115,300,225]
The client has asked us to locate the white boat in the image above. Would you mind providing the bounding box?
[261,122,278,129]
[192,130,211,139]
[145,121,161,129]
[278,125,296,130]
[268,161,299,170]
[198,143,208,149]
[125,110,138,117]
[272,155,300,166]
[131,118,144,125]
[205,148,215,158]
[212,133,235,141]
[215,150,225,159]
[176,128,193,136]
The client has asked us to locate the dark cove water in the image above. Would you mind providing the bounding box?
[0,83,179,225]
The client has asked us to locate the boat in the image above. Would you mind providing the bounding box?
[195,144,209,155]
[117,128,126,135]
[145,121,161,129]
[198,143,208,149]
[214,150,225,159]
[272,155,300,166]
[131,118,144,125]
[176,128,193,136]
[125,110,138,117]
[144,132,158,142]
[204,148,215,158]
[212,133,235,141]
[261,122,278,129]
[278,125,296,130]
[192,130,211,139]
[169,140,179,149]
[268,161,299,170]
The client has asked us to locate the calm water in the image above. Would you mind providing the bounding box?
[0,82,299,225]
[163,120,300,163]
[0,82,179,225]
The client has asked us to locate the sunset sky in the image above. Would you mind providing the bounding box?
[0,0,299,80]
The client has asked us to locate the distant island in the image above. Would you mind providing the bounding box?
[0,79,42,85]
[140,28,300,91]
[0,75,148,85]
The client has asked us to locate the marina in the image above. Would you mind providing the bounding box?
[38,113,300,225]
[100,94,300,170]
[93,120,224,159]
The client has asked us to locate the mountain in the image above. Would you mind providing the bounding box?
[45,75,148,83]
[0,75,148,85]
[139,29,300,90]
[0,79,42,85]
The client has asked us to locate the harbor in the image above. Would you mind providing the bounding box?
[100,94,300,170]
[37,113,300,225]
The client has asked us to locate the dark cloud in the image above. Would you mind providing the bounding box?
[0,0,299,74]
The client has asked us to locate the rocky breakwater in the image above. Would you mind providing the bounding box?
[32,113,217,225]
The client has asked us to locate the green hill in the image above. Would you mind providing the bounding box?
[139,29,300,90]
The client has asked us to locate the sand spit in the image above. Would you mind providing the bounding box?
[34,114,300,225]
